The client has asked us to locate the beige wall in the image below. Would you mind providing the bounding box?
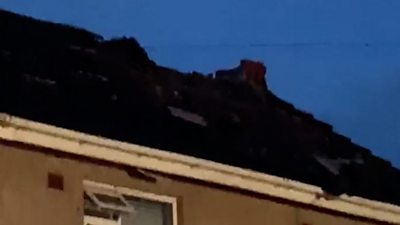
[0,143,380,225]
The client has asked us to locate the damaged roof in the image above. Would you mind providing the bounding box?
[0,9,399,206]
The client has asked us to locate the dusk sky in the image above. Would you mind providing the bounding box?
[1,0,399,167]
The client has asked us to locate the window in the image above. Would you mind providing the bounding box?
[83,181,177,225]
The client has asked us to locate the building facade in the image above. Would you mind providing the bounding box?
[0,114,399,225]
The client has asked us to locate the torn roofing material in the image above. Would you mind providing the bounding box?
[0,9,399,206]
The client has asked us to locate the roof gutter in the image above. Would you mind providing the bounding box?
[0,113,399,224]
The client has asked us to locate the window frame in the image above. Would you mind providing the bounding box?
[84,215,122,225]
[83,180,178,225]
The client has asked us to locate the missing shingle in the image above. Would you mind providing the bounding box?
[48,173,64,191]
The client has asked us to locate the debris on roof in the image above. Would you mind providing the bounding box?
[0,8,399,206]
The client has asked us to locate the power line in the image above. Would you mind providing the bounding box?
[143,41,400,50]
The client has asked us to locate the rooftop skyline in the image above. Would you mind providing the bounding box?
[1,0,399,167]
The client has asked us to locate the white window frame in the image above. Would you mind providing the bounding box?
[83,180,178,225]
[84,185,134,214]
[84,215,122,225]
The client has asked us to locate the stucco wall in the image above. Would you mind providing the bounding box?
[0,142,379,225]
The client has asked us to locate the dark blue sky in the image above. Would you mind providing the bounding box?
[1,0,399,167]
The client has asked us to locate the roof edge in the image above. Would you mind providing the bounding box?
[0,113,399,224]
